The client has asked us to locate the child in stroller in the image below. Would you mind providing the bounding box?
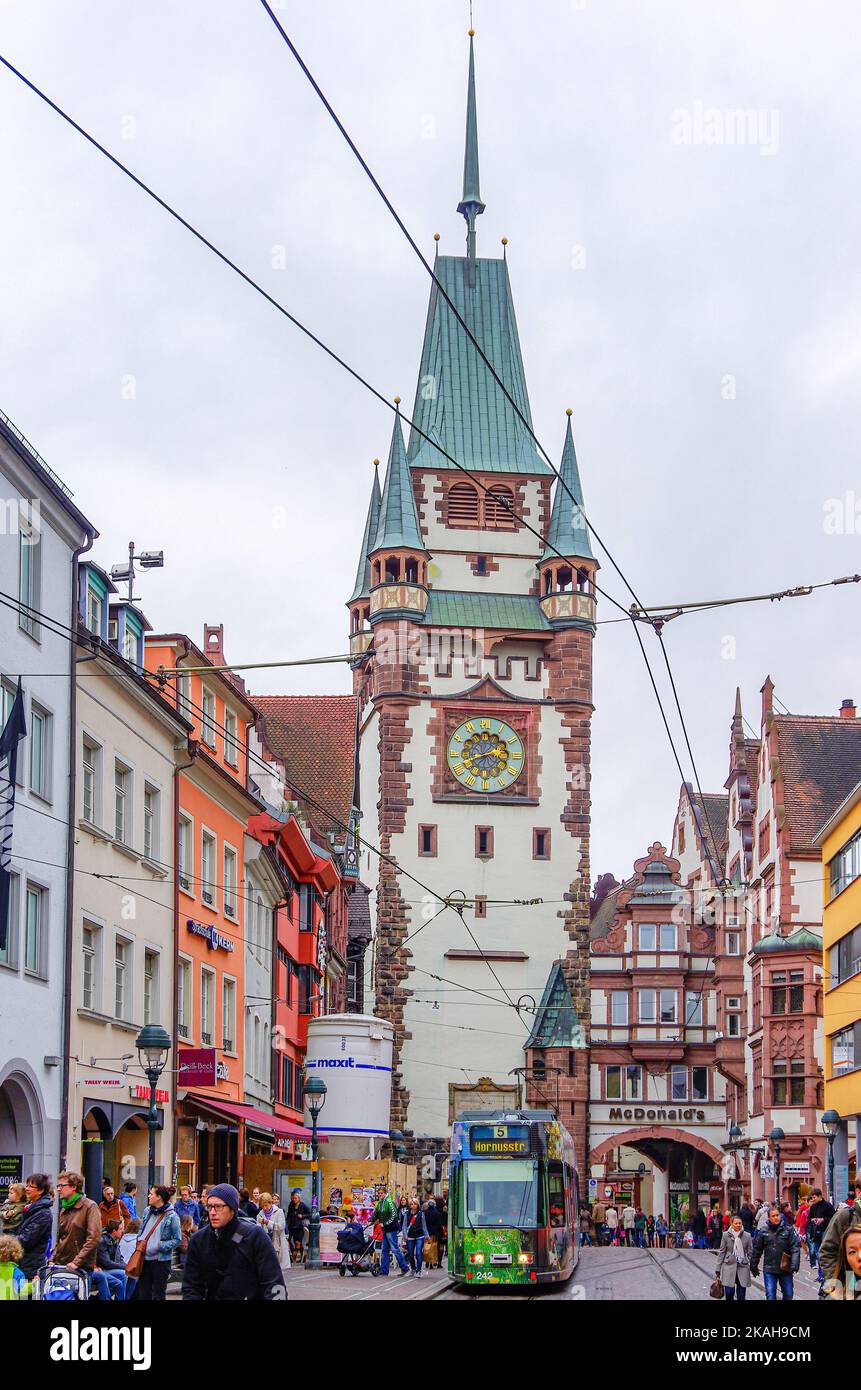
[32,1264,92,1300]
[336,1219,379,1278]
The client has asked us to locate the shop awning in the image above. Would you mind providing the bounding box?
[184,1094,312,1142]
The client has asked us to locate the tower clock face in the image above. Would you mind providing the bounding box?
[446,717,524,793]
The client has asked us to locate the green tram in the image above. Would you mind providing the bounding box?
[448,1109,580,1288]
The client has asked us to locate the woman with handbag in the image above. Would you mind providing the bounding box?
[750,1204,800,1300]
[128,1185,182,1301]
[713,1215,753,1301]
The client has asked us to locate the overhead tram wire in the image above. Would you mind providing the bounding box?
[0,585,524,1011]
[0,60,724,979]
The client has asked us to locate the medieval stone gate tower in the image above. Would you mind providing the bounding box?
[346,35,595,1172]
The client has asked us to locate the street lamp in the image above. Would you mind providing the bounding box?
[304,1076,327,1269]
[821,1110,840,1202]
[768,1127,785,1203]
[135,1024,170,1193]
[728,1125,742,1144]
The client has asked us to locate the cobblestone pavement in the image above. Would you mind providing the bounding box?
[167,1264,453,1301]
[439,1246,824,1302]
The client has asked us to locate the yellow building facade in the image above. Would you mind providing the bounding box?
[815,780,861,1199]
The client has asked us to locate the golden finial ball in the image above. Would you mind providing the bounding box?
[373,457,380,466]
[433,232,440,242]
[469,28,475,37]
[566,407,573,416]
[394,396,401,406]
[501,237,508,246]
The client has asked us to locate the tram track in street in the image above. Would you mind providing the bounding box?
[643,1246,689,1300]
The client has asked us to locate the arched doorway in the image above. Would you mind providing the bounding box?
[590,1127,728,1226]
[0,1066,46,1180]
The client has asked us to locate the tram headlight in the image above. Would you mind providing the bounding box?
[468,1253,485,1265]
[518,1253,533,1265]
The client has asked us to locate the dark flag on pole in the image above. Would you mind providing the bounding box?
[0,679,27,952]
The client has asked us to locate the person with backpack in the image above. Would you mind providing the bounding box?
[750,1204,800,1300]
[372,1189,410,1277]
[182,1184,286,1301]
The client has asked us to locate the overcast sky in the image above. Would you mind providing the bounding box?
[2,0,859,880]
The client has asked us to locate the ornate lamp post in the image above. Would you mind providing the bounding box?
[821,1110,840,1202]
[134,1024,171,1193]
[305,1076,327,1269]
[768,1127,785,1204]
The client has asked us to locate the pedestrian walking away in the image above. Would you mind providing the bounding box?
[423,1197,444,1268]
[406,1199,429,1276]
[716,1216,753,1301]
[372,1188,410,1276]
[182,1184,287,1300]
[131,1185,182,1301]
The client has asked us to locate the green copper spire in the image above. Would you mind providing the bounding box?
[456,31,485,263]
[541,413,594,562]
[372,406,425,554]
[348,462,382,604]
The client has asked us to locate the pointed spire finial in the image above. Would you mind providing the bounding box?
[457,27,485,269]
[566,407,573,417]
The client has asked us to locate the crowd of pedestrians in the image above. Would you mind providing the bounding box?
[579,1180,861,1301]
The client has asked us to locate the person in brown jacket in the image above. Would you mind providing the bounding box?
[98,1185,131,1229]
[54,1172,102,1271]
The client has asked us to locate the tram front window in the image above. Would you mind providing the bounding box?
[461,1160,539,1228]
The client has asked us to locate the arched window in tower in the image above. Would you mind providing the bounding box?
[484,484,516,530]
[372,560,381,586]
[384,555,401,583]
[404,556,419,583]
[557,565,573,593]
[543,569,552,596]
[446,481,480,527]
[576,567,589,592]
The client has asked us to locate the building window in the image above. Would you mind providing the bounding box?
[201,688,217,749]
[18,525,40,638]
[223,845,238,920]
[678,822,686,853]
[297,965,314,1015]
[484,484,515,529]
[418,824,437,857]
[347,958,360,1007]
[726,930,741,956]
[610,991,629,1026]
[82,923,99,1009]
[143,950,158,1025]
[299,885,313,932]
[625,1065,643,1100]
[772,1058,804,1106]
[474,895,487,919]
[533,828,551,860]
[224,709,239,768]
[201,831,216,907]
[23,884,44,976]
[639,924,657,951]
[446,481,480,527]
[692,1067,709,1101]
[475,826,493,858]
[201,968,214,1045]
[659,923,677,951]
[143,785,159,862]
[0,872,19,968]
[114,761,131,844]
[671,1065,688,1101]
[29,704,50,799]
[178,815,193,893]
[281,1054,294,1108]
[114,936,130,1019]
[829,832,860,901]
[82,738,101,824]
[727,1013,741,1038]
[771,972,787,1015]
[475,555,487,575]
[758,815,771,860]
[685,990,703,1027]
[294,1066,304,1112]
[659,989,677,1024]
[788,969,804,1013]
[831,1025,857,1074]
[638,989,657,1023]
[830,925,861,989]
[178,957,192,1038]
[222,977,235,1053]
[606,1065,622,1100]
[86,586,102,636]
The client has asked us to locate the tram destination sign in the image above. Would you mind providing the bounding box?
[470,1124,531,1156]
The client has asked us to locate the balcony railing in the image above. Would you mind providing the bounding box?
[201,1031,212,1046]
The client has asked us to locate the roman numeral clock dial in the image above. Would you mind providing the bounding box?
[446,717,524,793]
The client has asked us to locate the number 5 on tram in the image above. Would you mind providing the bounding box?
[447,1110,580,1287]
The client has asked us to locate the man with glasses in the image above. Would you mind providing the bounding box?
[182,1183,286,1301]
[53,1172,102,1283]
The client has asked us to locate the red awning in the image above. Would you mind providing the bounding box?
[184,1094,311,1141]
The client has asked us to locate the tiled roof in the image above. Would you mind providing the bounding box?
[523,962,585,1050]
[774,715,861,850]
[348,882,372,944]
[406,256,551,476]
[692,791,729,859]
[542,415,593,562]
[254,695,357,843]
[425,589,548,630]
[590,881,626,941]
[373,413,424,555]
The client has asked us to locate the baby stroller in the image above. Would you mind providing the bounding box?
[336,1222,379,1278]
[32,1264,92,1300]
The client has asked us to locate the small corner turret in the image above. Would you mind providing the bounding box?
[538,411,598,631]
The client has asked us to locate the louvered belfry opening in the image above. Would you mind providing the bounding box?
[446,480,480,527]
[484,483,515,529]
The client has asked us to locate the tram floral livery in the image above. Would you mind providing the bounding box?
[448,1111,580,1285]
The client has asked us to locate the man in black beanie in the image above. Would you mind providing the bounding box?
[182,1183,287,1301]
